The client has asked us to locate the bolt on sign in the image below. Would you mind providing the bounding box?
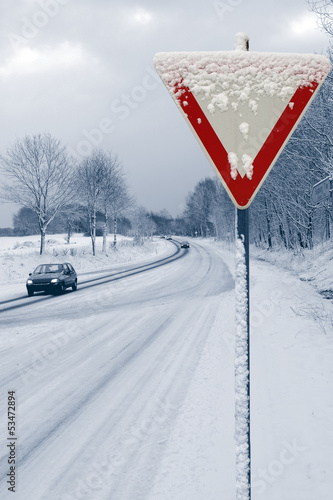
[154,45,331,208]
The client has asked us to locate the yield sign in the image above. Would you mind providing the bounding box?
[154,50,331,208]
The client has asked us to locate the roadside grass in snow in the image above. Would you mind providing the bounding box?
[251,242,333,301]
[250,242,333,336]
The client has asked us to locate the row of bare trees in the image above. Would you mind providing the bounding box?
[0,134,74,254]
[0,133,132,255]
[76,149,132,255]
[308,0,333,36]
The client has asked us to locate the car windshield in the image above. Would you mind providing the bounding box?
[33,264,63,274]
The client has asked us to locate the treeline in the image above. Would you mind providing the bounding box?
[8,204,182,243]
[8,204,178,247]
[0,134,135,255]
[10,206,132,240]
[0,133,187,253]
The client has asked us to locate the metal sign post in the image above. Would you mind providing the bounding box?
[234,35,251,499]
[235,206,251,498]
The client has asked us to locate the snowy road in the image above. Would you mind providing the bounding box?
[0,240,184,316]
[0,239,235,500]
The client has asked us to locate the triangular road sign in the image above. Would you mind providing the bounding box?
[154,50,331,208]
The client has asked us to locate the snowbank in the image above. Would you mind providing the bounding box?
[0,234,173,284]
[251,242,333,300]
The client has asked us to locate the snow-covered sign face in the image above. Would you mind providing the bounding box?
[154,50,331,208]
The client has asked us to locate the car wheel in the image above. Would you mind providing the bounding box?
[72,279,77,291]
[27,288,34,297]
[58,282,66,294]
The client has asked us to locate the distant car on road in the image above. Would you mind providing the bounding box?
[180,241,190,248]
[166,236,172,240]
[26,263,77,296]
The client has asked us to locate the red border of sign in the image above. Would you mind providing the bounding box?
[172,81,318,207]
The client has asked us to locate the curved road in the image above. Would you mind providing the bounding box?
[0,239,234,500]
[0,240,183,316]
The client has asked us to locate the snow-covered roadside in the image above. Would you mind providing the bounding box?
[249,257,333,499]
[196,237,333,302]
[251,242,333,299]
[149,238,333,499]
[0,234,173,285]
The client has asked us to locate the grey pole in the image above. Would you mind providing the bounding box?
[234,32,251,500]
[236,206,251,498]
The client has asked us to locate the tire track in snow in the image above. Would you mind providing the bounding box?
[100,301,220,500]
[0,313,173,483]
[8,298,203,499]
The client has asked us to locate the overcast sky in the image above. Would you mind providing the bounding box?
[0,0,330,227]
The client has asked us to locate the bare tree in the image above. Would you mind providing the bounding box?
[183,178,216,237]
[108,179,133,249]
[0,133,75,254]
[54,203,86,243]
[98,152,132,251]
[76,150,105,256]
[307,0,333,36]
[209,179,234,241]
[76,149,132,255]
[130,206,156,244]
[149,209,174,236]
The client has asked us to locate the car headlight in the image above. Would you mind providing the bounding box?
[51,278,59,283]
[27,279,33,285]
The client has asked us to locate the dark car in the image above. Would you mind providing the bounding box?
[26,263,77,296]
[181,241,190,248]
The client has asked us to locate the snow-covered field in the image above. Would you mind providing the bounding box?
[0,234,332,499]
[0,233,172,284]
